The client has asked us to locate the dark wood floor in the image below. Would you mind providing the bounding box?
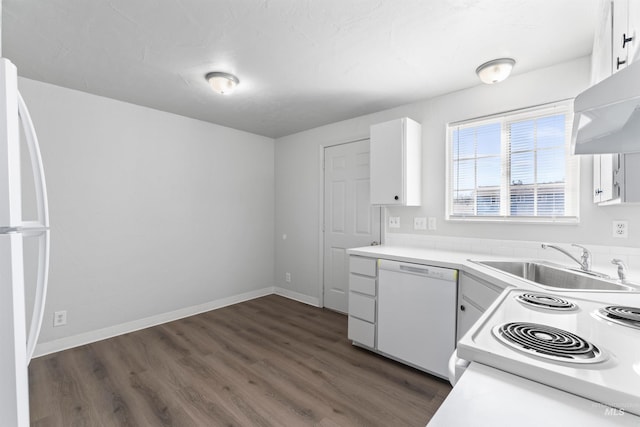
[29,295,451,426]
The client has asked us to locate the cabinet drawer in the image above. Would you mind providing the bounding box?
[348,316,375,348]
[460,273,502,311]
[350,274,376,296]
[349,292,376,322]
[349,256,377,277]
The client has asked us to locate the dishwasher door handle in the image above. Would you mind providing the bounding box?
[399,265,430,275]
[378,259,458,282]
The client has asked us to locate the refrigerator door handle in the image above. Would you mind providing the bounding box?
[0,226,21,234]
[25,229,50,362]
[17,91,49,228]
[18,91,50,362]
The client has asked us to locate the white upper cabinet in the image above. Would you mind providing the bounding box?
[591,1,614,83]
[591,0,640,204]
[370,118,422,206]
[595,153,640,205]
[591,0,639,81]
[593,153,615,203]
[628,0,640,63]
[611,0,638,74]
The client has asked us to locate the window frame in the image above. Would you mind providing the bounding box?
[445,100,580,224]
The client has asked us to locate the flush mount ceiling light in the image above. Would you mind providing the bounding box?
[476,58,516,84]
[205,71,239,95]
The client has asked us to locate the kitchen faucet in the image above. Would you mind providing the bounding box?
[611,259,629,283]
[541,243,592,272]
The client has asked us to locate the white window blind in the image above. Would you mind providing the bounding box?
[447,101,579,222]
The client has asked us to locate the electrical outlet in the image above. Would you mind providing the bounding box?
[428,217,437,230]
[613,220,628,238]
[414,217,427,230]
[285,272,291,283]
[53,310,67,327]
[389,217,400,228]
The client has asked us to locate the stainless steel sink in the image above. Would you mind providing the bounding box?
[474,260,636,292]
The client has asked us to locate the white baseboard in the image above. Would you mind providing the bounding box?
[272,286,321,307]
[33,286,278,358]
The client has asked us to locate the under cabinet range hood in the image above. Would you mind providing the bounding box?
[572,59,640,154]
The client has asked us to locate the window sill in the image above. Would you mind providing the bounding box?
[446,216,580,225]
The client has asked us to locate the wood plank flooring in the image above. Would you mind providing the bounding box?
[29,295,451,426]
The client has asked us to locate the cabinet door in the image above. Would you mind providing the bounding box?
[592,0,614,83]
[594,154,603,203]
[612,0,629,73]
[456,272,503,342]
[370,119,404,205]
[594,153,615,203]
[620,153,640,202]
[627,0,640,63]
[456,299,483,342]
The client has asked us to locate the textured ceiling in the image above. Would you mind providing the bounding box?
[2,0,598,138]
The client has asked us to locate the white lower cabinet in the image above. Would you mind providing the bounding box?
[348,316,375,348]
[347,256,377,349]
[457,297,484,340]
[456,271,505,342]
[348,292,376,323]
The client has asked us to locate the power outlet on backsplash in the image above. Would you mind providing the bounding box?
[613,221,628,238]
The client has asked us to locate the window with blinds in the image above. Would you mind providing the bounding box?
[446,101,579,222]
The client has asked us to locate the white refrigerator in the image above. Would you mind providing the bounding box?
[0,58,50,426]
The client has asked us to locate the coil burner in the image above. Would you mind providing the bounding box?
[515,292,577,311]
[493,322,605,364]
[596,306,640,330]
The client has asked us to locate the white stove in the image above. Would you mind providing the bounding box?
[457,288,640,416]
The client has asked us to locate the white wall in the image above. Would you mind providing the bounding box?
[274,56,640,301]
[19,78,275,347]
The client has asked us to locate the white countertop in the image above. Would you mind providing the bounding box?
[427,363,640,427]
[347,244,640,298]
[347,245,474,267]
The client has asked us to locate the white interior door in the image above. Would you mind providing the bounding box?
[323,140,381,313]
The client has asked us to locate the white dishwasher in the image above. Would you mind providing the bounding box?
[377,259,457,379]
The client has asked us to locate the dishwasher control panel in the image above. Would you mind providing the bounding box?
[379,259,458,282]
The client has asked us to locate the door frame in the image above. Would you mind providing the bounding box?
[317,138,384,309]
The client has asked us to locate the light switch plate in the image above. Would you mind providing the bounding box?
[389,217,400,228]
[414,217,427,230]
[428,217,437,230]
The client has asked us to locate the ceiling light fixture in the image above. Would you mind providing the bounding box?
[475,58,516,84]
[206,71,239,95]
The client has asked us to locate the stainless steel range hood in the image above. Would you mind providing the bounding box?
[572,59,640,154]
